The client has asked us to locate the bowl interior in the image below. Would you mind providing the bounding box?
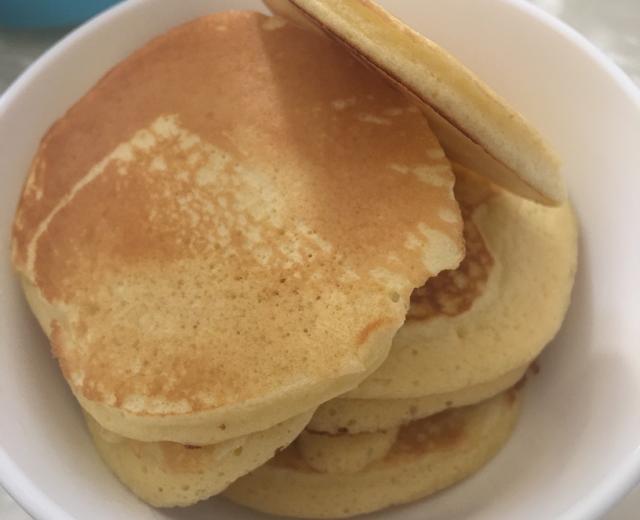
[1,1,639,519]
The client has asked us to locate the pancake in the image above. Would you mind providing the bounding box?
[12,12,464,444]
[309,365,526,434]
[264,0,565,205]
[344,164,577,400]
[296,427,398,474]
[85,410,313,507]
[224,390,521,518]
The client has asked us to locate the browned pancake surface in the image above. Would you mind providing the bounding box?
[13,12,463,428]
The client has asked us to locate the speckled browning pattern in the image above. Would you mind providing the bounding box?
[408,169,496,321]
[345,166,577,400]
[11,12,463,441]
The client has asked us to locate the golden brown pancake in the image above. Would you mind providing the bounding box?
[265,0,566,205]
[12,12,464,445]
[225,390,522,518]
[344,165,577,401]
[85,411,312,507]
[303,165,576,436]
[309,365,526,434]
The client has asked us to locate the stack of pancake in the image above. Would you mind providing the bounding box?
[224,162,577,517]
[11,0,577,517]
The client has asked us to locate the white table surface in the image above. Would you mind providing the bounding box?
[1,1,639,518]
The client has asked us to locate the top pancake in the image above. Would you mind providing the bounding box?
[264,0,566,206]
[12,12,464,444]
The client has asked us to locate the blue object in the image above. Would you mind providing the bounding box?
[0,0,120,28]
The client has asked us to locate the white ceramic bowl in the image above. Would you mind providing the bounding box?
[1,1,639,519]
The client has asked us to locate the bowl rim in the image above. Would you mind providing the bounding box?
[1,0,639,519]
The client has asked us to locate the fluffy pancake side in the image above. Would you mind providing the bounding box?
[225,390,522,518]
[85,410,312,507]
[296,427,398,474]
[309,365,526,434]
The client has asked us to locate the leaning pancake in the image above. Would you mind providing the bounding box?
[224,391,521,518]
[265,0,565,205]
[344,165,577,401]
[12,12,464,445]
[86,410,312,507]
[309,365,525,434]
